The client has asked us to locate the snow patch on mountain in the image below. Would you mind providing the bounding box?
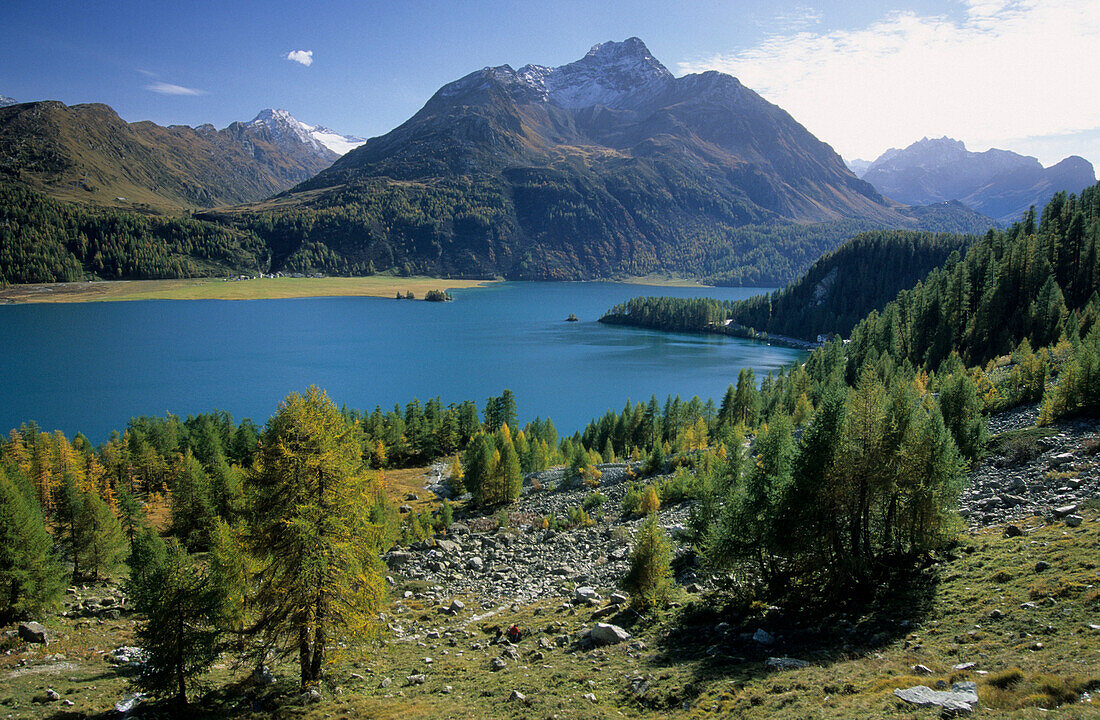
[247,108,364,157]
[0,95,17,108]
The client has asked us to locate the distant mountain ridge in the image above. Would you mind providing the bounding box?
[0,95,16,108]
[0,101,357,209]
[857,137,1096,223]
[222,38,991,282]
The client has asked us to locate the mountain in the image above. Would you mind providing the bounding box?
[845,158,872,176]
[860,137,1096,223]
[0,101,342,209]
[246,108,364,159]
[0,95,16,108]
[212,38,990,282]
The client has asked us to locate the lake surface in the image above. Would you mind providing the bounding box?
[0,282,805,442]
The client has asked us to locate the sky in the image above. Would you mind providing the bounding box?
[2,0,1098,168]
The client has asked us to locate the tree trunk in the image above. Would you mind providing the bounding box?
[298,624,312,689]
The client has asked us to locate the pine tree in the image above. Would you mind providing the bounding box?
[74,490,125,582]
[623,512,672,611]
[246,387,387,690]
[133,538,220,705]
[0,466,64,623]
[170,451,216,550]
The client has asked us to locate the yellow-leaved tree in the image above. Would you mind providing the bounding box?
[246,387,387,690]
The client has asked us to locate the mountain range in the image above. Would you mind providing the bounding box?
[209,38,992,282]
[0,101,360,210]
[850,138,1095,223]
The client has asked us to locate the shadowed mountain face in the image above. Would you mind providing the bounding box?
[224,39,987,282]
[859,137,1096,223]
[0,101,340,209]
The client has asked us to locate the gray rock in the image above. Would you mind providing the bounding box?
[1053,504,1078,518]
[448,599,465,613]
[894,682,979,714]
[386,551,412,568]
[913,664,934,675]
[765,657,809,670]
[1034,561,1051,572]
[379,677,392,688]
[591,605,617,620]
[44,689,60,702]
[490,657,506,671]
[753,628,775,646]
[406,674,426,685]
[609,592,628,605]
[1002,525,1024,538]
[588,623,631,645]
[953,662,977,671]
[18,622,48,644]
[574,586,600,604]
[1049,453,1075,466]
[1064,514,1083,528]
[510,690,527,701]
[466,556,484,571]
[399,504,413,513]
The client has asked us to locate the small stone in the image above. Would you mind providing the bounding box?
[753,628,775,646]
[609,592,628,605]
[399,504,413,513]
[406,674,426,685]
[448,599,465,613]
[1064,515,1083,528]
[1034,561,1051,572]
[442,685,453,694]
[1002,525,1023,538]
[953,662,977,671]
[45,689,60,702]
[490,657,507,671]
[466,557,484,571]
[583,692,597,702]
[1052,504,1078,518]
[379,677,392,688]
[574,586,600,604]
[913,664,934,675]
[510,690,526,701]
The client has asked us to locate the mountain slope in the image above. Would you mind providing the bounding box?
[860,137,1096,223]
[215,38,990,282]
[0,101,341,210]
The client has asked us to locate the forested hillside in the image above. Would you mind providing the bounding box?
[601,230,975,339]
[0,183,268,284]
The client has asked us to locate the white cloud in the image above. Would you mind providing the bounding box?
[145,81,204,96]
[678,0,1100,167]
[286,50,314,67]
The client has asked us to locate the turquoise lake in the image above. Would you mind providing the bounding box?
[0,282,806,441]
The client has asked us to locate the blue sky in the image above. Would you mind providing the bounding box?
[3,0,1098,167]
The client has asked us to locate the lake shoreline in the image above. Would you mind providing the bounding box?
[0,276,498,304]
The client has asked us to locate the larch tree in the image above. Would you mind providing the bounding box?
[0,466,64,623]
[246,387,387,690]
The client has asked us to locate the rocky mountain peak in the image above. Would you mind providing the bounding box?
[0,94,17,108]
[246,108,364,158]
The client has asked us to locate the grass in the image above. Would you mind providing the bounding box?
[0,276,495,304]
[3,509,1098,719]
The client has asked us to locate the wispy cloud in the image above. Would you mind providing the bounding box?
[144,81,205,96]
[767,5,822,32]
[286,50,313,67]
[679,0,1100,166]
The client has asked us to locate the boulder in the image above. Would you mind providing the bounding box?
[574,586,600,604]
[466,556,484,571]
[1065,514,1083,528]
[18,621,48,644]
[588,623,631,645]
[1052,504,1078,518]
[753,628,775,646]
[1002,525,1024,538]
[894,681,979,715]
[765,657,809,670]
[385,551,412,568]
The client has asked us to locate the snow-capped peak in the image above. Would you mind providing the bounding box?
[0,94,17,108]
[526,37,674,110]
[247,108,364,157]
[438,38,675,111]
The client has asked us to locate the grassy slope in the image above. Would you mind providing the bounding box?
[0,277,496,304]
[2,505,1095,719]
